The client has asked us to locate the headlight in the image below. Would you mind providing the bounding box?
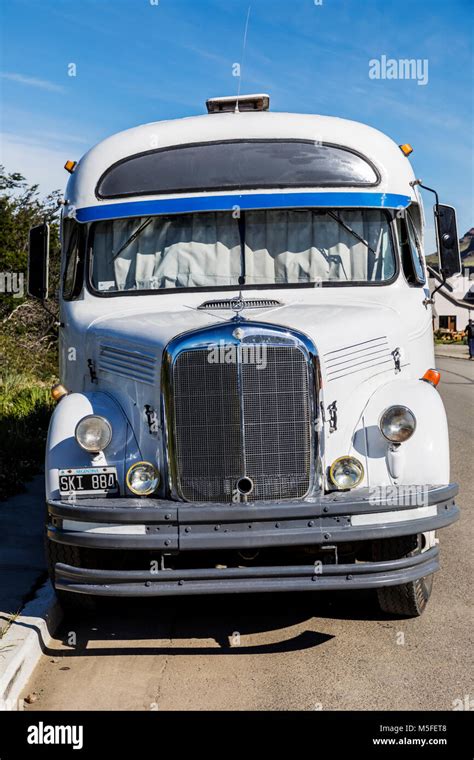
[126,461,159,496]
[380,405,416,443]
[329,456,364,490]
[75,415,112,452]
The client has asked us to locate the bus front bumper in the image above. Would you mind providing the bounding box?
[47,484,459,597]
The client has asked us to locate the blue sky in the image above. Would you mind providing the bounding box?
[1,0,472,250]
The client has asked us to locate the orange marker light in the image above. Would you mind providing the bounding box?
[399,144,413,156]
[421,369,441,387]
[64,160,77,174]
[51,383,69,402]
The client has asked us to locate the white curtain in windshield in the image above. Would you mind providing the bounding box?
[92,212,241,291]
[91,209,394,292]
[244,210,391,283]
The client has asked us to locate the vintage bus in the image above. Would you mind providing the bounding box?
[28,93,461,616]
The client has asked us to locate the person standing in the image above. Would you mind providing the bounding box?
[466,319,474,359]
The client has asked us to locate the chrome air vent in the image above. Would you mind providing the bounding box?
[198,298,282,311]
[98,344,156,385]
[324,336,393,382]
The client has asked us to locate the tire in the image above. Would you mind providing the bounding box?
[45,538,97,614]
[373,535,434,618]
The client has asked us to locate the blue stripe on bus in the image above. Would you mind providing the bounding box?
[76,192,411,222]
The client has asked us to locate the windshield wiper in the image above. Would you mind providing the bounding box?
[325,210,377,258]
[238,214,246,285]
[110,217,153,262]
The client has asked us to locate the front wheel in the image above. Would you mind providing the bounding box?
[373,535,434,617]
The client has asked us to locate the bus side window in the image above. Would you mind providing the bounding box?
[397,216,425,286]
[407,214,426,284]
[63,220,85,300]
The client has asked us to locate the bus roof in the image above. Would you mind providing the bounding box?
[65,109,420,222]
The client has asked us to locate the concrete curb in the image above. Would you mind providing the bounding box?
[435,350,470,361]
[0,581,62,711]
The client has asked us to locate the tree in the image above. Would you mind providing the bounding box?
[0,167,62,379]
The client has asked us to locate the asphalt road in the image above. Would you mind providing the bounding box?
[22,357,473,711]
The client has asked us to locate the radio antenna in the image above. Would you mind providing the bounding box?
[236,5,251,112]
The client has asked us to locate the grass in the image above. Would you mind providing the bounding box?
[0,370,55,501]
[0,609,20,655]
[0,609,20,647]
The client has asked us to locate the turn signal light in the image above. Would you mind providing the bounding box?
[399,144,413,156]
[51,383,68,402]
[64,160,77,173]
[421,369,441,387]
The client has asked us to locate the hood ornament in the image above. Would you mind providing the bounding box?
[230,291,247,322]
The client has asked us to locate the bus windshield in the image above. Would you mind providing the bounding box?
[90,208,395,293]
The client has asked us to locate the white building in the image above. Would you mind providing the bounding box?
[430,256,474,331]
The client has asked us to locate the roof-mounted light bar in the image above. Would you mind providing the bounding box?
[206,93,270,114]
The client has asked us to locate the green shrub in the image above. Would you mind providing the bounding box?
[0,372,55,501]
[0,167,60,499]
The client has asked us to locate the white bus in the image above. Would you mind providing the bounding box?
[29,93,461,616]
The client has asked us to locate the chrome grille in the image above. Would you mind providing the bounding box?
[172,343,312,502]
[242,348,311,500]
[173,350,242,501]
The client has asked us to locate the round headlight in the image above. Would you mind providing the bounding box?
[126,461,159,496]
[329,456,364,490]
[75,415,112,452]
[380,405,416,443]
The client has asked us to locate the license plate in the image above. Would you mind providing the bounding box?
[59,467,119,497]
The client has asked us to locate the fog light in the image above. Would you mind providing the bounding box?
[75,415,112,452]
[329,456,364,490]
[380,405,416,443]
[126,461,159,496]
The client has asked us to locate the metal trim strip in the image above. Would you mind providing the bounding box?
[76,192,411,223]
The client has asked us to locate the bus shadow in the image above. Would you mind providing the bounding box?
[36,589,380,658]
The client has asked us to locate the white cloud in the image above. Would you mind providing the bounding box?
[0,132,71,196]
[1,72,65,93]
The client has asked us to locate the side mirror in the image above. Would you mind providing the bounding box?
[434,204,461,279]
[28,223,50,299]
